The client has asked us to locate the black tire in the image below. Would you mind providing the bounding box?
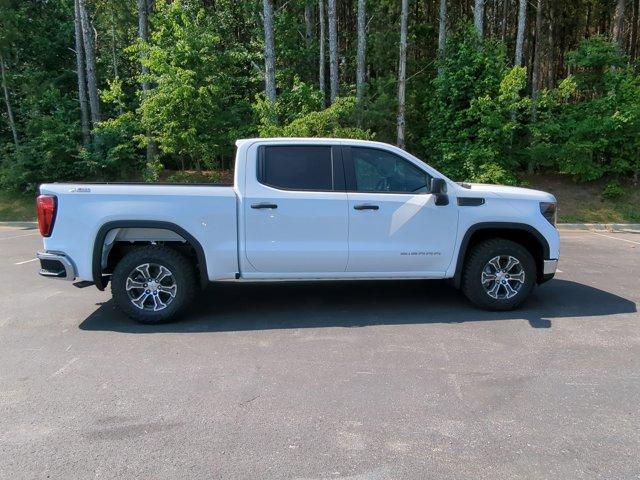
[461,238,536,311]
[111,246,196,324]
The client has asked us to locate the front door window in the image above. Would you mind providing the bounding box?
[351,147,430,194]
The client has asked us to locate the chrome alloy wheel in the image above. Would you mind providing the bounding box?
[125,263,177,311]
[481,255,526,300]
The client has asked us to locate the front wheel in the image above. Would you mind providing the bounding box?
[111,246,196,324]
[461,239,536,311]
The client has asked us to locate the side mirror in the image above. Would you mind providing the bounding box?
[430,178,449,206]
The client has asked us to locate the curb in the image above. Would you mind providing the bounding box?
[0,221,37,227]
[558,223,640,232]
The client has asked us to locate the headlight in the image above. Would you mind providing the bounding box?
[540,202,557,226]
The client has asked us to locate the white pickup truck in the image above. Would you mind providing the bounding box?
[36,138,559,323]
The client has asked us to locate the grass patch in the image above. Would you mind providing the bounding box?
[0,191,35,221]
[558,202,640,223]
[523,174,640,223]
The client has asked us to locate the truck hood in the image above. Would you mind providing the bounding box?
[462,183,556,202]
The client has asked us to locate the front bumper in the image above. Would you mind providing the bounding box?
[543,259,558,275]
[540,258,558,283]
[36,251,76,281]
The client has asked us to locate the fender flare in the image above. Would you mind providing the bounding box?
[452,222,550,288]
[92,220,209,290]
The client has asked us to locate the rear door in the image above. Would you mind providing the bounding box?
[343,145,458,275]
[243,144,349,274]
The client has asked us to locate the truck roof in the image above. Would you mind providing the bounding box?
[235,137,392,149]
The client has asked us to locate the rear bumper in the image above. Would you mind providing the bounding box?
[36,251,76,281]
[540,258,558,284]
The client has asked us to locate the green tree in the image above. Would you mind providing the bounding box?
[136,0,256,172]
[422,25,518,183]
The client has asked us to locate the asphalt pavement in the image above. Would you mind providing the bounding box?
[0,224,638,479]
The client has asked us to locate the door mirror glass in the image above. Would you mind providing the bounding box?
[429,178,449,206]
[430,177,446,194]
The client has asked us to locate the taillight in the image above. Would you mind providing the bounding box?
[36,195,57,237]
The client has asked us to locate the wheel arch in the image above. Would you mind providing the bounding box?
[452,222,550,288]
[92,220,208,290]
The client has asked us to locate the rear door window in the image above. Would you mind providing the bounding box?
[259,146,334,191]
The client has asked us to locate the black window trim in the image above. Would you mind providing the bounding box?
[257,144,345,193]
[342,145,433,195]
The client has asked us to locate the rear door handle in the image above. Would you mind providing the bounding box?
[353,204,379,210]
[251,202,278,209]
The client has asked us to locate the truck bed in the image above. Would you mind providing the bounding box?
[38,183,240,282]
[41,181,233,187]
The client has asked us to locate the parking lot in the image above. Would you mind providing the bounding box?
[0,224,638,479]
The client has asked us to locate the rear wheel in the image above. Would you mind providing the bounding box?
[111,246,196,324]
[462,239,536,311]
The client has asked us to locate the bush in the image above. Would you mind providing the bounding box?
[80,112,146,181]
[0,88,81,193]
[165,170,223,183]
[602,181,626,200]
[257,96,373,140]
[254,77,324,129]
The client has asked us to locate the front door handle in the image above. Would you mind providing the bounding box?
[251,202,278,209]
[354,204,379,211]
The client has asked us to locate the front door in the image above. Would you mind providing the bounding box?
[343,146,458,275]
[243,144,349,274]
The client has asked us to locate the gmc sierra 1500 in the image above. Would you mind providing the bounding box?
[36,138,559,323]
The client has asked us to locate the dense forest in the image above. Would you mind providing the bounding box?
[1,0,640,194]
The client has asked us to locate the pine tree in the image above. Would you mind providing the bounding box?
[0,51,18,148]
[515,0,527,66]
[78,0,100,125]
[438,0,447,76]
[474,0,485,37]
[73,0,90,147]
[318,0,326,102]
[262,0,277,102]
[327,0,339,103]
[396,0,408,148]
[355,0,366,107]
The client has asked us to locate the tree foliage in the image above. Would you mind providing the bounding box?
[2,0,640,192]
[258,96,373,139]
[137,1,255,171]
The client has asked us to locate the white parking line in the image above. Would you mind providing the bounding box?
[51,357,79,377]
[0,232,38,241]
[14,258,37,265]
[592,232,640,246]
